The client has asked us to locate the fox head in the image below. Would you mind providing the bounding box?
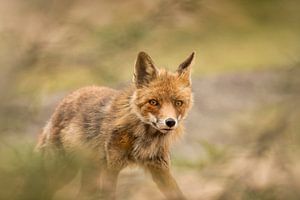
[131,51,194,134]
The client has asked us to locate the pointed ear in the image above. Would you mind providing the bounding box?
[133,51,158,87]
[177,52,195,86]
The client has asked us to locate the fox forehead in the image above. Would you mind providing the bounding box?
[135,71,192,102]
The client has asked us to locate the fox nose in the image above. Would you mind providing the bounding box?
[165,118,176,128]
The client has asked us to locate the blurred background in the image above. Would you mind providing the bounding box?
[0,0,300,199]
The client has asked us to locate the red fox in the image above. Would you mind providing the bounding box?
[36,51,195,200]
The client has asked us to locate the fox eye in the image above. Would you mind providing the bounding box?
[149,99,159,106]
[175,100,183,107]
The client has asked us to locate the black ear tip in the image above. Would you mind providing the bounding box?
[137,51,149,58]
[137,51,154,64]
[186,51,195,63]
[190,51,196,58]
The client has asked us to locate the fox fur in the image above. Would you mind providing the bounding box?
[36,51,195,200]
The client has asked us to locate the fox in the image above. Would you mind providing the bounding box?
[35,51,195,200]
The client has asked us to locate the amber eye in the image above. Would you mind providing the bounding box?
[149,99,159,106]
[175,100,183,107]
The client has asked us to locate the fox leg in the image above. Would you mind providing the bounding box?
[29,147,79,200]
[101,142,128,199]
[46,159,79,198]
[148,166,186,200]
[78,162,102,200]
[99,167,120,200]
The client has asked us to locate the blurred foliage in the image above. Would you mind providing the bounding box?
[0,0,300,199]
[0,0,299,135]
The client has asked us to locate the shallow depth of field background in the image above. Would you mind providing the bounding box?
[0,0,300,200]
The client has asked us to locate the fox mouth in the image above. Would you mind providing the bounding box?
[159,128,174,134]
[151,122,174,133]
[161,128,173,131]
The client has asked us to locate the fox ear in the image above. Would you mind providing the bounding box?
[133,51,158,87]
[177,52,195,86]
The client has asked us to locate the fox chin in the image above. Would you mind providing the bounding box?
[36,51,195,200]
